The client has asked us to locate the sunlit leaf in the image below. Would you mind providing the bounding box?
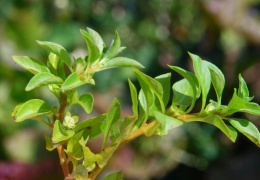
[62,72,85,90]
[134,90,148,129]
[225,117,260,148]
[103,171,123,180]
[154,111,183,132]
[87,27,104,54]
[12,99,52,122]
[13,56,50,74]
[78,93,94,114]
[80,29,100,66]
[52,120,75,142]
[189,52,211,112]
[100,57,144,70]
[100,98,121,149]
[221,89,260,115]
[97,143,118,168]
[238,74,253,102]
[36,41,72,71]
[67,129,87,159]
[128,79,138,116]
[204,61,225,107]
[25,72,63,91]
[48,53,66,79]
[102,31,120,61]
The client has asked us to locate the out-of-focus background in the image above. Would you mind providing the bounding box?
[0,0,260,179]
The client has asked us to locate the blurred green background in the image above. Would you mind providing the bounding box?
[0,0,260,179]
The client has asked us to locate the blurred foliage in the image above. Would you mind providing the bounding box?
[0,0,260,179]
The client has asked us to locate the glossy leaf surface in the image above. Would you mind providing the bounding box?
[128,79,138,116]
[52,120,75,142]
[154,111,183,132]
[26,72,63,91]
[12,99,52,122]
[78,93,94,114]
[101,57,144,70]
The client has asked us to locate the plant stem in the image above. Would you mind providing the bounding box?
[57,145,71,178]
[58,92,67,122]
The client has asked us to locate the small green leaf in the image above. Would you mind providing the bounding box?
[80,29,100,66]
[48,84,63,100]
[102,31,121,61]
[25,72,63,91]
[62,72,85,90]
[238,74,252,101]
[110,116,136,143]
[103,171,123,180]
[100,98,121,149]
[154,111,183,132]
[45,134,63,151]
[13,56,50,74]
[80,138,102,168]
[74,114,107,139]
[133,68,165,113]
[225,118,260,148]
[67,129,86,159]
[69,164,88,180]
[87,27,104,54]
[204,61,225,107]
[78,93,94,114]
[221,89,260,116]
[168,65,200,113]
[74,57,87,74]
[97,143,118,168]
[12,99,52,122]
[155,73,171,106]
[36,41,72,71]
[48,53,66,79]
[52,120,75,142]
[128,79,138,116]
[172,79,194,113]
[100,57,144,70]
[189,52,211,112]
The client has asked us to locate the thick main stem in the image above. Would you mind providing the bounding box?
[57,145,70,177]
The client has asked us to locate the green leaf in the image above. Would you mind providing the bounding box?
[62,72,85,90]
[189,52,211,112]
[74,114,107,139]
[133,68,165,113]
[74,57,87,74]
[102,31,121,61]
[134,90,148,129]
[45,134,63,151]
[13,56,50,74]
[128,79,138,116]
[80,29,100,66]
[100,98,121,149]
[221,89,260,115]
[36,41,72,71]
[12,99,52,122]
[225,118,260,148]
[25,72,63,91]
[103,171,123,180]
[110,116,136,143]
[48,84,63,100]
[168,65,200,113]
[204,61,225,107]
[80,138,102,168]
[78,93,94,114]
[100,57,144,70]
[87,27,104,54]
[172,79,194,113]
[155,73,171,106]
[69,164,88,180]
[187,115,237,142]
[97,143,118,168]
[48,53,66,79]
[67,129,87,159]
[52,120,75,142]
[154,111,183,132]
[238,74,252,101]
